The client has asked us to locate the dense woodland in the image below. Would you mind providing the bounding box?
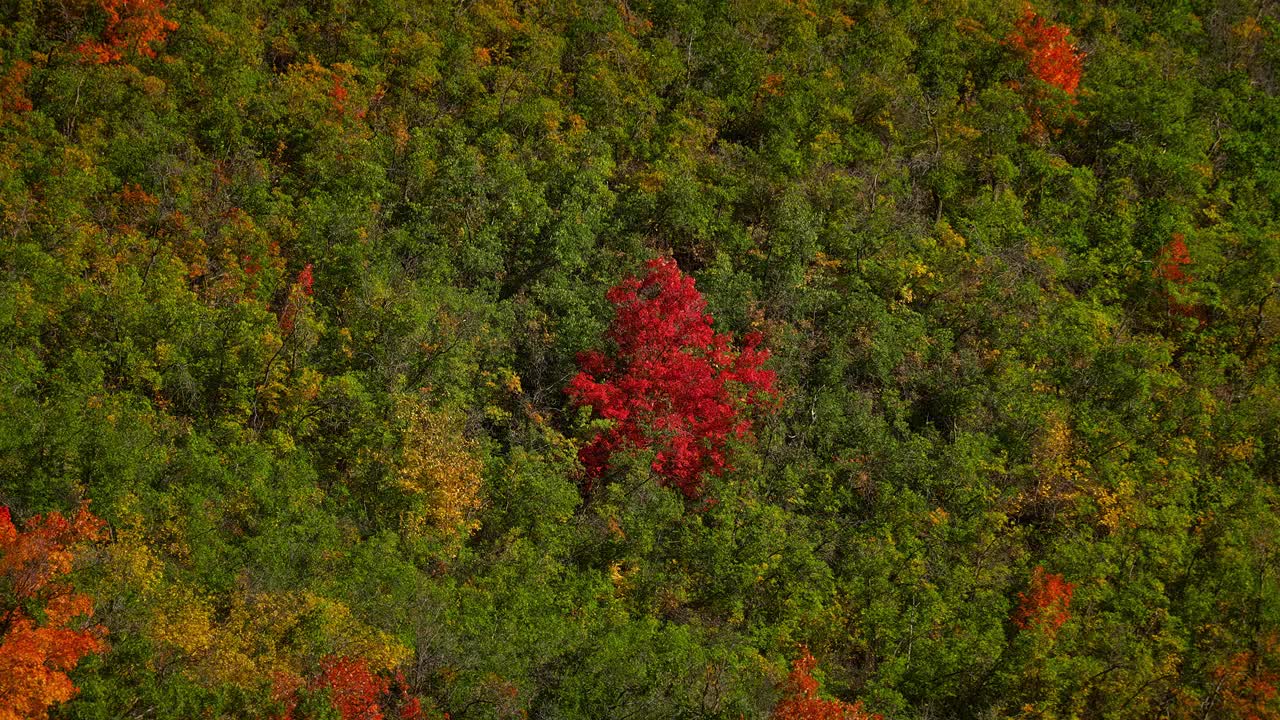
[2,0,1280,718]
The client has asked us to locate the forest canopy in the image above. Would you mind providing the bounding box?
[2,0,1280,718]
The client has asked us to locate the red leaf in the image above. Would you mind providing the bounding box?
[76,0,178,65]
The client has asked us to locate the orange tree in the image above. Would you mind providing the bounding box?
[0,504,108,720]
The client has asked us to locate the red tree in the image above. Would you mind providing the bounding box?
[297,263,315,296]
[0,61,34,115]
[1013,566,1075,636]
[1005,6,1085,97]
[1207,634,1280,720]
[1155,234,1203,320]
[277,657,431,720]
[1157,234,1193,284]
[312,656,388,720]
[280,263,315,333]
[773,647,879,720]
[566,257,777,498]
[76,0,179,65]
[0,504,108,720]
[330,77,350,115]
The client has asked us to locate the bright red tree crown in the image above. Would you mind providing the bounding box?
[567,257,778,498]
[1013,565,1075,636]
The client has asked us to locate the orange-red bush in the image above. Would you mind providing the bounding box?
[76,0,178,65]
[1005,6,1084,96]
[773,647,879,720]
[1013,566,1075,636]
[0,504,108,720]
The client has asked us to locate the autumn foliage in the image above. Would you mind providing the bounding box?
[1005,6,1084,96]
[1013,566,1075,636]
[1155,234,1202,319]
[1157,235,1193,284]
[313,655,388,720]
[396,402,484,536]
[4,0,1280,717]
[279,263,315,333]
[76,0,179,65]
[0,61,33,116]
[1204,634,1280,720]
[330,77,351,115]
[277,656,430,720]
[566,257,777,498]
[0,504,108,720]
[773,647,878,720]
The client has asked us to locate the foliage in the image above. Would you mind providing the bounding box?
[395,400,484,537]
[1011,566,1075,636]
[277,656,434,720]
[0,505,107,720]
[0,0,1279,716]
[1157,235,1193,285]
[1201,634,1280,720]
[567,258,777,498]
[773,647,878,720]
[1005,6,1085,97]
[76,0,179,65]
[310,655,387,720]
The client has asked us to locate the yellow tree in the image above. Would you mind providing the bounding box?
[396,400,485,538]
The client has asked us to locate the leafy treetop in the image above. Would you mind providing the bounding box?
[1006,5,1085,96]
[1013,566,1075,637]
[567,257,777,498]
[773,647,879,720]
[0,505,108,720]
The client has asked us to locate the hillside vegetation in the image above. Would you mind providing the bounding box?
[2,0,1279,718]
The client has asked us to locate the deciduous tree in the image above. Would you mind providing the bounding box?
[1005,6,1085,96]
[76,0,179,65]
[1013,566,1074,637]
[773,647,877,720]
[567,258,777,498]
[0,504,108,720]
